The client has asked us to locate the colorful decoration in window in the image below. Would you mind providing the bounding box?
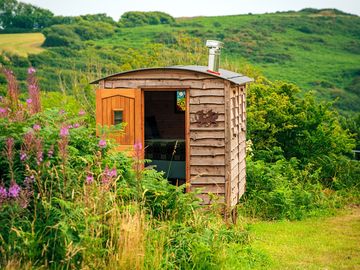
[176,90,186,112]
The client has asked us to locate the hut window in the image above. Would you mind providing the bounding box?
[175,90,186,112]
[113,110,123,125]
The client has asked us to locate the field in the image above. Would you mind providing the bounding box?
[0,33,45,57]
[249,207,360,269]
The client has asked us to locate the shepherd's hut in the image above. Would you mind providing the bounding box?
[92,40,253,211]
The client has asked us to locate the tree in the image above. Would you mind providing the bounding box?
[0,0,54,31]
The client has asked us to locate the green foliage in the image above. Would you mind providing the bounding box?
[42,21,116,47]
[119,11,175,27]
[241,78,360,220]
[0,0,54,32]
[247,79,355,163]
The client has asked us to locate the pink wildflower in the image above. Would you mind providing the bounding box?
[0,186,7,201]
[134,142,142,151]
[26,99,32,105]
[0,107,7,117]
[85,174,94,184]
[78,109,85,116]
[33,124,41,131]
[60,126,69,137]
[47,145,54,158]
[24,176,34,188]
[27,67,36,74]
[99,139,106,148]
[109,168,117,178]
[8,182,21,198]
[20,152,27,161]
[73,123,80,128]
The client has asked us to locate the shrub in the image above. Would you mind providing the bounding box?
[119,11,175,27]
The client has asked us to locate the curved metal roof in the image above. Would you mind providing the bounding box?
[90,65,253,85]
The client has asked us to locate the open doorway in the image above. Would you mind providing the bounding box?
[144,90,186,186]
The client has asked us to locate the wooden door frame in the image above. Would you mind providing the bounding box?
[141,88,190,192]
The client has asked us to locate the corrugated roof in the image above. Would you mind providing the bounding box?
[90,65,253,85]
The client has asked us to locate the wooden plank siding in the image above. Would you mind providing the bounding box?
[98,69,247,206]
[229,85,247,207]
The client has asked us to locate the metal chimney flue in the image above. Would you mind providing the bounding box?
[206,40,223,75]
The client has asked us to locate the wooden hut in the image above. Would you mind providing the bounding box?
[91,41,253,210]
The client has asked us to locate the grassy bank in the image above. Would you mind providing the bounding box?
[249,207,360,269]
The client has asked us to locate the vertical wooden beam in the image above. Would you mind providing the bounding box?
[95,88,103,136]
[186,88,191,193]
[224,81,232,219]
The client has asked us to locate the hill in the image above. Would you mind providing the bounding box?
[0,8,359,114]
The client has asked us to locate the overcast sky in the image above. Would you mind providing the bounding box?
[22,0,360,19]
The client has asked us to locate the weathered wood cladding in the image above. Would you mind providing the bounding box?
[229,85,247,207]
[99,68,247,206]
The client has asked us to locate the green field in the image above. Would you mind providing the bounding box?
[0,33,45,57]
[249,207,360,269]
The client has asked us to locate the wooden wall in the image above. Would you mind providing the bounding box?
[98,69,246,206]
[227,85,247,207]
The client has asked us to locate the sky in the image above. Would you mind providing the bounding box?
[22,0,360,19]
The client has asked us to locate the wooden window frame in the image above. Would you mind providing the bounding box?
[112,109,124,126]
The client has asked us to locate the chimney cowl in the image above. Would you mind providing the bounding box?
[206,40,223,75]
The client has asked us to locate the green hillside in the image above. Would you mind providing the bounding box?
[0,8,359,114]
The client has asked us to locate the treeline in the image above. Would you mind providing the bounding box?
[0,0,175,33]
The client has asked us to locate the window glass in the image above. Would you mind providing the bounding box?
[114,110,123,125]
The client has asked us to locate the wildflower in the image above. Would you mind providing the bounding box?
[73,123,80,128]
[0,186,7,200]
[5,138,15,161]
[109,168,117,178]
[33,124,41,131]
[27,69,41,114]
[79,109,85,116]
[34,138,43,165]
[27,67,36,74]
[0,107,7,117]
[85,174,94,184]
[20,152,27,161]
[102,167,111,184]
[26,98,32,105]
[60,126,69,137]
[8,182,21,198]
[134,142,142,151]
[24,176,34,188]
[99,139,106,148]
[48,145,54,158]
[3,68,19,109]
[59,109,65,115]
[67,124,73,129]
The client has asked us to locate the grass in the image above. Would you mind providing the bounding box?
[0,33,45,57]
[248,207,360,269]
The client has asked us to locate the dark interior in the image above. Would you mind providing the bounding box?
[144,91,186,185]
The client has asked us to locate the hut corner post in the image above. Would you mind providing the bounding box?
[224,81,234,222]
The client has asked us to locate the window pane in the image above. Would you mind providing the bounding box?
[114,111,123,125]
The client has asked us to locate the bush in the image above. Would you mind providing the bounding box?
[42,25,81,47]
[119,11,175,27]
